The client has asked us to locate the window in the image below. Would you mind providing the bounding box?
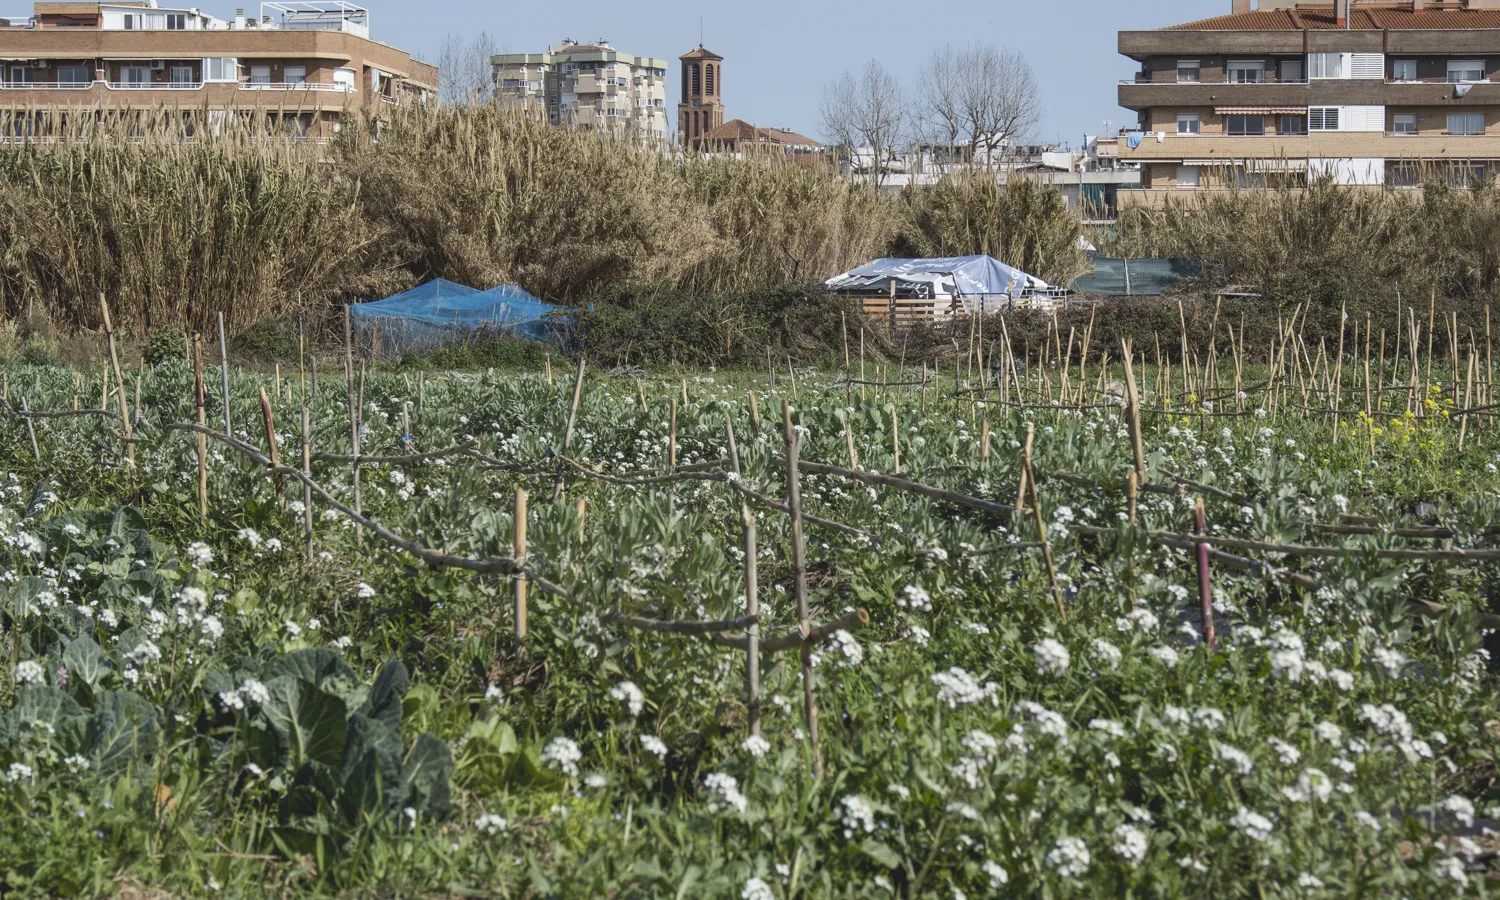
[1448,112,1484,135]
[1227,60,1265,83]
[1390,162,1421,188]
[1176,59,1200,83]
[1448,60,1486,83]
[120,66,149,86]
[705,63,714,94]
[122,13,134,29]
[1280,60,1302,82]
[1227,114,1264,136]
[1393,113,1417,134]
[1279,114,1307,135]
[691,63,700,94]
[1176,165,1200,188]
[166,13,185,29]
[58,65,89,85]
[1176,112,1200,134]
[1393,60,1418,82]
[1308,53,1342,79]
[8,66,32,86]
[284,66,306,85]
[204,58,238,82]
[1308,107,1339,131]
[249,66,271,85]
[170,65,193,86]
[1349,53,1385,79]
[333,67,355,90]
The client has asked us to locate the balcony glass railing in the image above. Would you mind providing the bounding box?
[0,80,92,89]
[1121,77,1309,85]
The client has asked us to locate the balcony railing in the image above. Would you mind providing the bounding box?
[238,81,355,92]
[0,81,93,89]
[1121,77,1309,85]
[109,81,203,90]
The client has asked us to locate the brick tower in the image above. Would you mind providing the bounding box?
[677,45,724,150]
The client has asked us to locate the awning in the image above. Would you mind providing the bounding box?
[1214,106,1306,115]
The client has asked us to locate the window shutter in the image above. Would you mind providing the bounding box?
[1348,53,1384,79]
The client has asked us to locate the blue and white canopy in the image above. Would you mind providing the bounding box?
[825,255,1050,300]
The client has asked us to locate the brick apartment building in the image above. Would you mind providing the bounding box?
[1118,0,1500,203]
[0,1,436,139]
[492,40,669,143]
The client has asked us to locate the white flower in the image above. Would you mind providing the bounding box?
[541,737,582,776]
[6,762,33,782]
[1372,646,1407,678]
[1116,608,1159,634]
[1229,806,1273,842]
[742,734,771,758]
[1089,718,1127,739]
[1090,638,1122,671]
[1352,810,1383,833]
[357,582,376,599]
[1034,639,1071,677]
[704,772,748,815]
[14,660,44,685]
[1298,873,1324,889]
[236,527,262,548]
[1329,668,1355,691]
[1215,742,1255,774]
[900,585,933,611]
[484,684,505,705]
[1433,856,1468,886]
[474,813,507,835]
[1282,768,1332,803]
[64,754,89,774]
[1013,701,1070,744]
[610,681,645,718]
[186,542,214,567]
[742,877,775,900]
[1440,794,1476,829]
[1149,645,1179,666]
[639,734,668,759]
[283,620,302,638]
[1045,836,1091,878]
[1314,721,1343,746]
[1268,738,1301,766]
[932,667,996,707]
[830,630,863,667]
[837,794,877,838]
[983,860,1009,888]
[1112,824,1148,866]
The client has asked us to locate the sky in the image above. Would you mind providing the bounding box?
[366,0,1223,148]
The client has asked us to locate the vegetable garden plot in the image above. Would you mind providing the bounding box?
[2,308,1500,895]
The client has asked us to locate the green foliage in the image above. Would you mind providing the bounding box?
[143,326,187,366]
[0,357,1498,896]
[230,318,302,363]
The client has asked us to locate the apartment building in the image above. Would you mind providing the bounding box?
[1118,0,1500,202]
[492,40,669,142]
[0,1,436,138]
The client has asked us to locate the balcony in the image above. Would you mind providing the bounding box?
[237,81,355,93]
[1117,131,1500,163]
[0,79,360,109]
[1121,77,1500,110]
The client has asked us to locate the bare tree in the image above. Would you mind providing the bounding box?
[821,61,908,187]
[959,43,1040,165]
[437,31,500,106]
[916,46,964,168]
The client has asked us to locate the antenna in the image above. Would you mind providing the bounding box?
[699,16,703,46]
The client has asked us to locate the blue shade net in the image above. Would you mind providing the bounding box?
[1069,255,1203,296]
[349,279,563,355]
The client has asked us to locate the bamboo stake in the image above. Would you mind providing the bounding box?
[782,400,822,778]
[1122,340,1146,483]
[98,295,133,469]
[1021,424,1066,624]
[668,398,678,469]
[553,358,586,501]
[20,396,39,461]
[1194,497,1216,651]
[217,311,231,436]
[194,336,207,525]
[726,421,760,738]
[1460,349,1476,452]
[301,405,313,560]
[514,490,528,646]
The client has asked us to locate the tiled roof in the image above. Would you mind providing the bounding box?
[1166,4,1500,30]
[680,45,723,60]
[702,118,820,146]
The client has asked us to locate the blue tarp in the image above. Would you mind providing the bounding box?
[825,255,1050,299]
[350,279,561,353]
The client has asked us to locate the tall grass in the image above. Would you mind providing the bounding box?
[0,103,1092,342]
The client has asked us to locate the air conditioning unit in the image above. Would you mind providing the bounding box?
[32,59,47,68]
[151,60,166,70]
